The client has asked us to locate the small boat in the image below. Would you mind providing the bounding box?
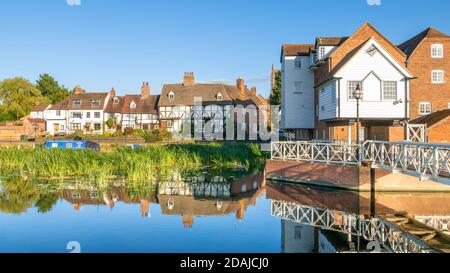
[44,140,100,151]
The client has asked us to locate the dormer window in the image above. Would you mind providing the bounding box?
[216,92,223,100]
[168,91,175,100]
[73,100,81,107]
[91,99,100,107]
[130,101,136,109]
[113,97,120,104]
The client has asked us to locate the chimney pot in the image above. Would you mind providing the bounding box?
[183,72,195,87]
[236,78,245,95]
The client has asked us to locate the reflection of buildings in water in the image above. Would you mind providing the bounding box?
[281,221,315,253]
[159,172,266,228]
[57,171,266,227]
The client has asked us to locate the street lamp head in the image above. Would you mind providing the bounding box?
[353,84,363,100]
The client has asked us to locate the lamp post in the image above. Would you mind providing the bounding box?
[353,84,363,145]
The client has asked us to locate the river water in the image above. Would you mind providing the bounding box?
[0,169,449,253]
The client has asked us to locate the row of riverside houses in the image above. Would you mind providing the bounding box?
[30,73,270,138]
[281,22,450,143]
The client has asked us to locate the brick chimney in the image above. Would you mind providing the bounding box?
[74,86,84,94]
[251,87,257,95]
[141,82,150,98]
[110,87,116,98]
[236,78,245,95]
[183,72,195,87]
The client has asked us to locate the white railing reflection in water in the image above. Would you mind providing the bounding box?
[271,141,450,184]
[415,216,450,233]
[271,200,436,253]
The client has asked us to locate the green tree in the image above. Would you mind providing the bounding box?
[269,70,282,106]
[0,77,49,121]
[35,73,69,104]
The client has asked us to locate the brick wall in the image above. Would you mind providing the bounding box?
[407,37,450,121]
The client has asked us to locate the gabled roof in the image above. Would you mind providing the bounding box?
[281,44,315,57]
[331,37,412,78]
[49,92,109,111]
[159,84,233,106]
[315,37,348,47]
[32,103,50,112]
[104,95,125,113]
[223,85,262,107]
[398,27,450,58]
[121,95,159,114]
[411,109,450,128]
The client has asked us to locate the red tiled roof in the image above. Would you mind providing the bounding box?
[32,103,50,112]
[282,44,314,57]
[315,37,348,46]
[398,27,450,58]
[49,92,109,110]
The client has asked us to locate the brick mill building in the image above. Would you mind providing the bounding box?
[281,22,450,143]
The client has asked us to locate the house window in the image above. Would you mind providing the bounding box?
[60,125,65,131]
[71,112,82,119]
[73,100,81,107]
[432,70,444,84]
[94,112,101,118]
[294,58,302,69]
[348,81,362,100]
[94,123,101,131]
[216,93,223,100]
[70,123,81,130]
[382,81,397,100]
[168,92,175,100]
[431,44,444,58]
[419,102,432,115]
[56,110,61,116]
[86,112,91,118]
[91,100,100,107]
[294,82,303,94]
[167,120,173,128]
[318,46,326,60]
[113,97,120,104]
[130,101,136,109]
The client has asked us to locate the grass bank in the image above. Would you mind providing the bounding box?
[0,143,265,181]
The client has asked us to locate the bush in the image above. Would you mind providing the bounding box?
[143,129,172,143]
[74,129,84,140]
[123,127,134,135]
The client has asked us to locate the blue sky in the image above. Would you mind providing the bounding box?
[1,0,449,98]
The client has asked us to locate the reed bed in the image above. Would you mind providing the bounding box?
[0,143,264,181]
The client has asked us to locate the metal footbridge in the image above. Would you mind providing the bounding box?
[271,141,450,185]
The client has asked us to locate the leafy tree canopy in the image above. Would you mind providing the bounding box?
[35,73,69,104]
[0,77,49,121]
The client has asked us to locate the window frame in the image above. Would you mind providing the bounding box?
[382,81,398,101]
[294,58,302,69]
[347,81,363,101]
[432,70,444,84]
[431,44,444,58]
[91,99,101,107]
[94,112,101,119]
[419,102,432,116]
[72,100,82,107]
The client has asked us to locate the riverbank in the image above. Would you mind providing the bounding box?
[0,143,266,181]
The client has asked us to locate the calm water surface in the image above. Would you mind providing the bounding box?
[1,170,449,253]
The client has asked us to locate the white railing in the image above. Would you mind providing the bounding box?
[271,141,450,184]
[271,141,361,165]
[271,200,437,253]
[415,216,450,234]
[362,141,450,184]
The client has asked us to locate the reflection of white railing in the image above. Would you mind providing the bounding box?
[415,216,450,234]
[362,141,450,184]
[271,200,437,253]
[271,141,360,165]
[270,141,450,184]
[159,180,231,198]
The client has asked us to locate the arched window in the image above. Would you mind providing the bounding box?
[168,91,175,100]
[113,97,120,104]
[216,92,223,100]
